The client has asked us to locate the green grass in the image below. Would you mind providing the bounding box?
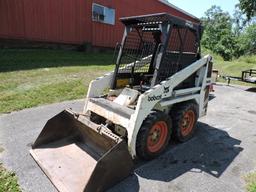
[0,49,114,72]
[0,164,21,192]
[202,49,256,86]
[214,55,256,77]
[0,49,114,113]
[0,49,255,113]
[245,172,256,192]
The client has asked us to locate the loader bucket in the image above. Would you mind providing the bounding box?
[30,109,134,192]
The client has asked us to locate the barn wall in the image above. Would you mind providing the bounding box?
[0,0,199,47]
[0,0,25,38]
[0,0,91,44]
[90,0,199,47]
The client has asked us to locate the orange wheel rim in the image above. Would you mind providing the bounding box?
[147,121,168,153]
[180,110,195,136]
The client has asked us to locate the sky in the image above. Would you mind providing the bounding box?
[169,0,239,18]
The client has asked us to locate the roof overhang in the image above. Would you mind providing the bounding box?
[158,0,200,22]
[120,13,201,32]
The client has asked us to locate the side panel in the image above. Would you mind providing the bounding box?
[83,72,114,113]
[127,55,212,157]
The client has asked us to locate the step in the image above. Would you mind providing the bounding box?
[87,98,135,128]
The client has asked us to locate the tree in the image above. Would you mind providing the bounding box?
[202,5,256,59]
[233,8,247,36]
[239,0,256,20]
[202,6,236,60]
[239,24,256,54]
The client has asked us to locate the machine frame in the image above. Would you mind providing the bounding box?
[30,13,213,192]
[84,13,212,158]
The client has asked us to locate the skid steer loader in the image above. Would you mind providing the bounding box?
[30,13,213,192]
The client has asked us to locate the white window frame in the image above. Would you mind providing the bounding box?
[92,3,115,25]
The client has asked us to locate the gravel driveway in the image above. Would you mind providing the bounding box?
[0,84,256,192]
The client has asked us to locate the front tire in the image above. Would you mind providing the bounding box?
[171,102,198,142]
[136,111,172,160]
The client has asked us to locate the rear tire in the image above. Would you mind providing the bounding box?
[136,111,172,160]
[171,102,198,142]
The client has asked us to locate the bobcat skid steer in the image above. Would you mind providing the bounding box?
[30,13,213,192]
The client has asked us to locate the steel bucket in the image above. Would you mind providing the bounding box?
[30,109,133,192]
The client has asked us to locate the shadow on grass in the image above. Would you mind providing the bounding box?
[0,49,114,72]
[110,122,242,192]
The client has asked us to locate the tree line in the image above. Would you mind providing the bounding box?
[201,0,256,60]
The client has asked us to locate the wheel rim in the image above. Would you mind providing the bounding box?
[180,110,195,136]
[147,121,168,153]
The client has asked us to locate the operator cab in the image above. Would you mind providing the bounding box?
[111,13,202,92]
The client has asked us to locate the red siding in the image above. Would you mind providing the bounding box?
[0,0,199,47]
[22,0,92,43]
[91,0,199,47]
[0,0,25,38]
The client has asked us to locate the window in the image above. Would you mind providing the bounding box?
[92,3,115,25]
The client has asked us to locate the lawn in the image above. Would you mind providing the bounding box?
[214,55,256,77]
[0,49,114,113]
[203,50,256,86]
[245,172,256,192]
[0,49,255,114]
[1,49,256,113]
[0,164,21,192]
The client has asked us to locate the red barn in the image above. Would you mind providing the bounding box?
[0,0,199,48]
